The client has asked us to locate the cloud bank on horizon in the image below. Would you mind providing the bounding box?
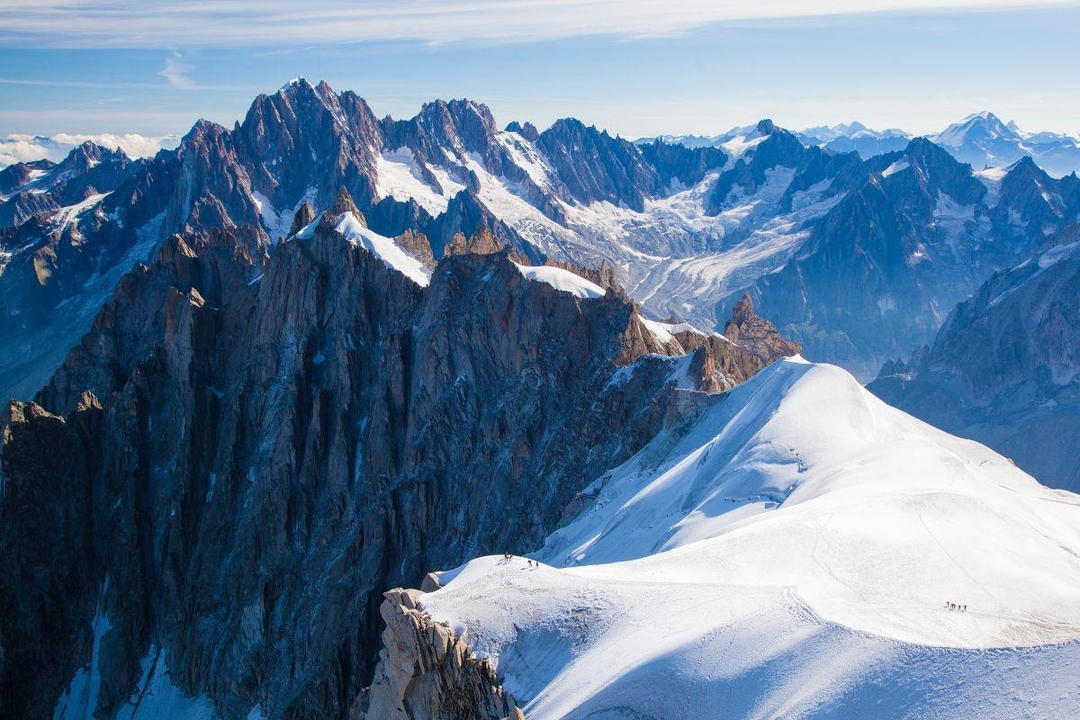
[0,133,180,167]
[2,0,1078,46]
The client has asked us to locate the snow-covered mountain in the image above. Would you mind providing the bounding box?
[374,357,1080,719]
[642,113,1080,176]
[932,111,1080,178]
[4,82,1080,404]
[2,80,1078,720]
[0,177,803,719]
[797,121,912,158]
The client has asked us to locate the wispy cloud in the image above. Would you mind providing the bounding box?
[1,0,1077,48]
[158,52,195,88]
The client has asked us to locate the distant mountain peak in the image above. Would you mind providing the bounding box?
[279,76,312,92]
[935,111,1017,147]
[756,118,777,136]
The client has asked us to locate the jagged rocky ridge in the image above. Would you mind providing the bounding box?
[0,80,731,403]
[5,81,1080,402]
[0,197,798,719]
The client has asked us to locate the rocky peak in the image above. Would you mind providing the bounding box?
[505,120,540,143]
[991,155,1078,240]
[415,98,498,156]
[536,118,658,211]
[235,79,382,214]
[706,121,817,214]
[327,186,365,222]
[886,136,987,208]
[445,225,503,256]
[289,201,316,236]
[394,229,436,268]
[723,293,803,364]
[1001,155,1050,189]
[57,141,128,176]
[756,118,777,136]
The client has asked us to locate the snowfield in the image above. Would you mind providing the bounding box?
[514,263,606,298]
[294,212,432,287]
[420,358,1080,719]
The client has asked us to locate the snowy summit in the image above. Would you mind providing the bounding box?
[416,358,1080,719]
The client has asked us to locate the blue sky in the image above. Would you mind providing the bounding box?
[1,1,1079,140]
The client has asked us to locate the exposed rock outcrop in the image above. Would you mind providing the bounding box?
[722,294,803,365]
[396,229,436,268]
[445,226,504,256]
[362,589,522,720]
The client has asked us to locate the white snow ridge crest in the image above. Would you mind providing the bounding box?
[418,358,1080,720]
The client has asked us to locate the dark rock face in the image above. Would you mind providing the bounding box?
[536,118,665,212]
[0,218,792,719]
[636,140,728,191]
[869,232,1080,491]
[0,396,102,720]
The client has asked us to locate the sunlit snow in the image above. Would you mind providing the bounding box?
[420,358,1080,720]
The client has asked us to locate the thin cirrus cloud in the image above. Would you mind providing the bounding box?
[1,0,1078,47]
[158,53,195,88]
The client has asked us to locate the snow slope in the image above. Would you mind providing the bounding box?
[295,212,432,286]
[419,357,1080,719]
[514,263,605,298]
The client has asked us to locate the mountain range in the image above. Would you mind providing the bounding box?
[643,111,1080,178]
[1,80,1078,720]
[3,81,1078,405]
[1,185,798,718]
